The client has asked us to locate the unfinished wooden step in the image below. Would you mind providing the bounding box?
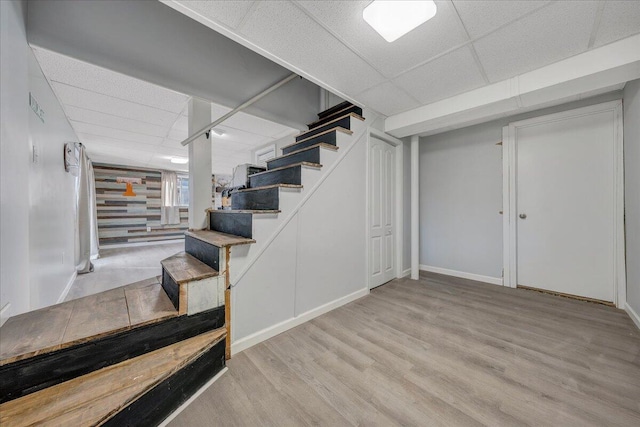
[231,184,302,211]
[1,299,223,404]
[267,143,338,170]
[295,112,363,142]
[0,278,176,367]
[161,252,224,316]
[307,104,363,130]
[249,162,321,188]
[184,230,255,271]
[282,127,352,155]
[0,328,226,427]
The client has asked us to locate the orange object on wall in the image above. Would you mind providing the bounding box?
[116,177,142,197]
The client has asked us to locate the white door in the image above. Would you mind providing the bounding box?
[370,137,396,289]
[512,104,620,302]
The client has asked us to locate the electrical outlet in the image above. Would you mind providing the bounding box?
[147,226,151,232]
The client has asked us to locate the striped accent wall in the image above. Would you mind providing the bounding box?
[94,163,188,246]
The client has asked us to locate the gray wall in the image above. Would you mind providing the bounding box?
[27,50,78,309]
[1,0,30,321]
[417,91,625,281]
[1,0,78,320]
[624,79,640,316]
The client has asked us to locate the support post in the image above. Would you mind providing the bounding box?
[411,135,420,280]
[188,98,212,230]
[224,246,231,360]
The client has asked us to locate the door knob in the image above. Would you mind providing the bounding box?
[519,213,527,219]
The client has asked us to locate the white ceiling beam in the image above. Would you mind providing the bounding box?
[385,34,640,138]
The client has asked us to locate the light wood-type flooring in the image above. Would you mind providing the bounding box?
[170,271,640,427]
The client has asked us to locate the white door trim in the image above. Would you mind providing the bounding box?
[502,99,626,308]
[368,128,404,289]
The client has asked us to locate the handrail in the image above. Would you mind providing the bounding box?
[180,72,299,146]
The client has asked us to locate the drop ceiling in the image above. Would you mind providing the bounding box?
[32,47,298,175]
[167,0,640,117]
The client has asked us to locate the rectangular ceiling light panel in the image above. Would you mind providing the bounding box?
[363,1,437,42]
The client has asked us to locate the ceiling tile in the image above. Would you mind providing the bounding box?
[65,105,169,138]
[71,121,164,145]
[393,46,486,105]
[356,82,421,116]
[452,1,550,39]
[297,1,469,78]
[238,1,386,94]
[593,1,640,47]
[33,47,189,113]
[52,83,179,127]
[177,1,256,29]
[146,153,189,173]
[473,1,598,82]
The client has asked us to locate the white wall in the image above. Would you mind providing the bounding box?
[417,91,625,283]
[231,118,369,352]
[1,0,30,321]
[623,79,640,318]
[0,1,78,321]
[27,51,78,308]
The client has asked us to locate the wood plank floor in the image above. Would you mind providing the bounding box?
[0,277,177,365]
[170,272,640,427]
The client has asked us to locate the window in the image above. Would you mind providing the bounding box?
[177,175,189,207]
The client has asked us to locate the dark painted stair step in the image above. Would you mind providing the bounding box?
[231,184,302,211]
[282,127,352,156]
[307,104,363,130]
[249,162,321,188]
[208,210,280,239]
[317,100,352,119]
[185,230,255,272]
[295,112,362,142]
[267,143,337,170]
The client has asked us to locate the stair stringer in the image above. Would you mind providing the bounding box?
[228,118,370,354]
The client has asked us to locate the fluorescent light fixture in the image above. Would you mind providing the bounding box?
[211,128,225,137]
[363,0,437,42]
[170,157,188,164]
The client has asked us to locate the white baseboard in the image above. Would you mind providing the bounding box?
[158,367,228,427]
[0,303,11,327]
[400,268,411,278]
[419,265,503,286]
[57,271,77,304]
[231,287,369,355]
[625,303,640,331]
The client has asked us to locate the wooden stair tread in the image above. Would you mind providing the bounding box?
[0,328,225,427]
[297,112,364,139]
[161,252,219,285]
[268,143,338,163]
[239,183,303,193]
[207,209,281,214]
[185,229,256,248]
[250,161,322,177]
[0,278,178,366]
[282,126,352,149]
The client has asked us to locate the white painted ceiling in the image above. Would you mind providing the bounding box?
[32,47,298,174]
[169,0,640,117]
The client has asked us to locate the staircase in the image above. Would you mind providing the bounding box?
[0,101,364,426]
